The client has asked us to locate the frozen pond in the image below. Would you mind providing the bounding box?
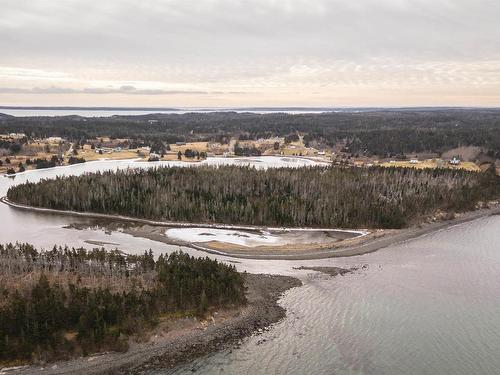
[166,228,285,247]
[164,227,366,249]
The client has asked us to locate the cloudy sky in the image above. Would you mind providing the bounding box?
[1,0,499,107]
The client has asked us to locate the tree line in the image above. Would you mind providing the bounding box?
[0,243,245,364]
[1,110,500,157]
[8,165,500,229]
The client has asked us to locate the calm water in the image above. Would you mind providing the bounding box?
[0,156,326,261]
[0,108,343,117]
[167,216,500,375]
[1,159,500,375]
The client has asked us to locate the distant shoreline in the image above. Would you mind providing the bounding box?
[0,196,366,236]
[2,196,498,260]
[3,106,500,118]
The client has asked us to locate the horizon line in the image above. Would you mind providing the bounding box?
[1,105,500,111]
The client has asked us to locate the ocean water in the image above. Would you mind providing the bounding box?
[1,159,499,375]
[0,107,343,117]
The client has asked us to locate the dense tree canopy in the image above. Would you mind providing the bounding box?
[8,165,500,229]
[0,243,245,364]
[1,110,500,157]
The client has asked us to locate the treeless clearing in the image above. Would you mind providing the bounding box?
[77,148,145,161]
[0,152,64,174]
[281,146,318,156]
[380,159,481,172]
[169,142,209,153]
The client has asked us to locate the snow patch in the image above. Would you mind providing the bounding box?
[166,228,286,247]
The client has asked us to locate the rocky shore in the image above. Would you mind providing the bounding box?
[293,265,367,277]
[110,204,500,260]
[7,274,301,375]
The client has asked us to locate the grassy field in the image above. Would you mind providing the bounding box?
[0,151,68,174]
[380,159,481,172]
[76,148,145,161]
[169,142,209,153]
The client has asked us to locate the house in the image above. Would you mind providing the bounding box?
[148,152,161,161]
[8,133,26,139]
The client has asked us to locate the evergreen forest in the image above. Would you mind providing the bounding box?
[0,243,245,364]
[8,165,500,229]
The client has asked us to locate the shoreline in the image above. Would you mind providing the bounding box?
[0,196,368,236]
[2,196,499,260]
[5,273,302,375]
[1,155,331,177]
[122,204,498,260]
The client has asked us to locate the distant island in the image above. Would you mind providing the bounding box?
[7,165,499,229]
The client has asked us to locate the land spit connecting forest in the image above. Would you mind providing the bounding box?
[7,165,500,230]
[0,243,302,372]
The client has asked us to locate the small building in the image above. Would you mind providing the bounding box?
[8,133,26,139]
[449,157,461,165]
[410,159,419,164]
[176,141,186,146]
[148,152,161,161]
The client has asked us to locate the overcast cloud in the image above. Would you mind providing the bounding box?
[1,0,499,106]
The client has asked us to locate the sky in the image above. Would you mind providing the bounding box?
[1,0,499,107]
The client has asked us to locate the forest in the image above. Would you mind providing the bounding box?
[8,165,500,229]
[0,243,245,364]
[1,109,500,157]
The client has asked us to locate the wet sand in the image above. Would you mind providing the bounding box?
[121,205,500,260]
